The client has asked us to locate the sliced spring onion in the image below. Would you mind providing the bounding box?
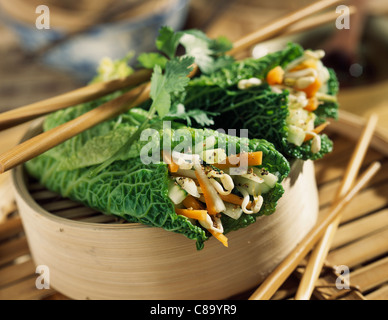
[251,167,278,188]
[233,176,261,197]
[201,148,227,164]
[315,92,338,102]
[240,170,265,184]
[168,180,187,205]
[310,133,321,154]
[175,177,200,198]
[285,67,318,79]
[287,125,306,146]
[204,165,224,178]
[174,168,197,179]
[198,214,224,234]
[171,151,200,164]
[222,202,243,220]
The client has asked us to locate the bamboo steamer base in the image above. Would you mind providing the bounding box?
[14,161,317,300]
[11,124,319,300]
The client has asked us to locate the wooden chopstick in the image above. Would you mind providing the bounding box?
[294,113,379,300]
[248,160,382,300]
[0,82,151,174]
[0,0,343,173]
[228,0,343,56]
[0,68,152,131]
[279,5,356,38]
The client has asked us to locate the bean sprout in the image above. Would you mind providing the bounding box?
[236,186,253,214]
[285,68,318,79]
[205,167,234,195]
[252,195,264,213]
[210,178,231,195]
[306,131,321,154]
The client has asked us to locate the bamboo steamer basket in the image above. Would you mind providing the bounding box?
[12,120,319,300]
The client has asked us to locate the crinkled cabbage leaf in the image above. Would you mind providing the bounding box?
[178,43,339,160]
[26,104,290,250]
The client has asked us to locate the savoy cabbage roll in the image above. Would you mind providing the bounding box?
[178,43,339,160]
[26,103,290,250]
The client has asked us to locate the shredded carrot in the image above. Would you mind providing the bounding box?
[162,151,179,173]
[304,122,330,142]
[304,97,319,112]
[290,59,317,72]
[243,152,263,166]
[169,172,185,178]
[212,160,233,170]
[208,229,228,247]
[195,170,219,215]
[219,193,252,210]
[266,66,285,85]
[213,151,262,170]
[183,195,205,210]
[297,77,321,98]
[175,208,208,221]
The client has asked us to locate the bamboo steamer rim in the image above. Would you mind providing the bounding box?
[12,166,146,231]
[12,118,300,232]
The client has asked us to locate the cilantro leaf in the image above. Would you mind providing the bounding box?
[137,52,168,69]
[180,30,233,74]
[184,108,217,126]
[155,26,234,74]
[180,33,213,73]
[156,26,183,59]
[163,103,218,126]
[150,56,194,118]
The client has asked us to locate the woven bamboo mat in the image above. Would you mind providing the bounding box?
[0,120,387,300]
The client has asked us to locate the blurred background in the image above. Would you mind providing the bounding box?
[0,0,387,132]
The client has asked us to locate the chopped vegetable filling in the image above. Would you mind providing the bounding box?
[165,148,278,247]
[265,49,336,154]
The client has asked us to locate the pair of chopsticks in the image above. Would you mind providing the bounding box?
[0,0,344,173]
[293,114,379,300]
[249,114,380,300]
[0,69,152,131]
